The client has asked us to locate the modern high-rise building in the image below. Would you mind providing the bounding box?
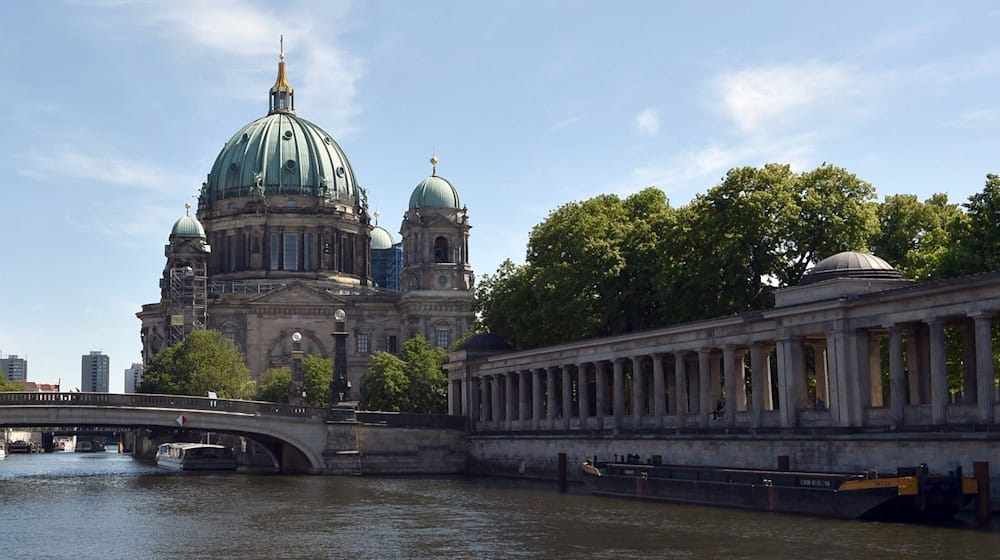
[124,362,143,393]
[81,351,110,392]
[1,354,27,382]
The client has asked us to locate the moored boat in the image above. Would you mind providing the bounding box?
[155,443,237,471]
[74,440,106,453]
[0,441,6,459]
[581,457,977,521]
[7,440,35,454]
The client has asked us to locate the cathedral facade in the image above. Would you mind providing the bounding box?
[137,52,475,399]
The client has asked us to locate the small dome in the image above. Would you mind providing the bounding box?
[800,251,903,285]
[409,175,461,209]
[458,333,511,353]
[170,215,206,238]
[370,225,395,250]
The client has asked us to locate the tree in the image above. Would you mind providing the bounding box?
[941,174,1000,276]
[257,367,291,403]
[870,193,959,279]
[139,329,255,399]
[302,354,332,407]
[0,378,23,392]
[359,352,409,411]
[401,336,448,414]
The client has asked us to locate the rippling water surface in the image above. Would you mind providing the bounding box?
[1,451,998,559]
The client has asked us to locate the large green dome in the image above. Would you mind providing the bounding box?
[203,112,358,204]
[408,175,461,209]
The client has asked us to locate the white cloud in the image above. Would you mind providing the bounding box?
[22,147,197,194]
[717,62,854,133]
[94,0,364,135]
[549,115,583,131]
[635,108,660,136]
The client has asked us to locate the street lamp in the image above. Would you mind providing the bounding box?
[330,309,350,408]
[289,332,305,405]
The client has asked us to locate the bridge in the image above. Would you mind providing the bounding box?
[0,392,331,472]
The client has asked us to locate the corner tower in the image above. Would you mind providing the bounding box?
[399,156,475,348]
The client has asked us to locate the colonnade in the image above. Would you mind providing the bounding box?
[448,312,1000,432]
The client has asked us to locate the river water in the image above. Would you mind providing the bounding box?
[1,450,999,560]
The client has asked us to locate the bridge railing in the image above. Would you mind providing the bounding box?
[0,392,318,419]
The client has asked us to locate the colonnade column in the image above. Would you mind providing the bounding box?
[652,354,666,426]
[887,325,906,427]
[531,369,543,430]
[960,323,978,404]
[595,362,607,429]
[811,342,829,407]
[631,356,643,428]
[470,377,480,430]
[928,319,948,425]
[750,342,765,428]
[674,353,688,424]
[505,373,515,430]
[577,363,590,427]
[482,376,492,427]
[561,365,572,430]
[972,313,996,424]
[547,366,558,430]
[775,337,804,428]
[722,346,737,427]
[697,349,711,428]
[612,358,626,431]
[518,371,530,430]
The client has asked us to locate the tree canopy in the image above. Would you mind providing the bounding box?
[257,367,291,403]
[0,377,23,392]
[139,329,255,399]
[359,335,448,413]
[302,354,332,407]
[477,164,999,351]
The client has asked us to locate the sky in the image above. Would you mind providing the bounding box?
[1,1,998,392]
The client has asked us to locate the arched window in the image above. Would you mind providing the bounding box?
[434,236,449,263]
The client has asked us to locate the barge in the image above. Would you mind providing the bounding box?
[581,457,978,521]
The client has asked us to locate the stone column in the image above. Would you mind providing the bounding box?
[561,365,572,430]
[518,371,530,430]
[652,354,666,426]
[761,345,775,411]
[531,369,543,431]
[750,342,765,428]
[577,363,590,427]
[483,375,498,427]
[928,319,948,426]
[674,352,688,423]
[722,345,737,428]
[775,337,804,428]
[868,333,884,408]
[448,379,458,416]
[887,325,906,427]
[613,358,626,431]
[812,342,829,407]
[595,362,607,429]
[631,356,644,428]
[698,349,711,428]
[960,322,978,404]
[905,327,923,405]
[972,313,996,424]
[547,366,558,430]
[709,353,723,406]
[666,358,677,416]
[735,350,749,411]
[505,372,515,430]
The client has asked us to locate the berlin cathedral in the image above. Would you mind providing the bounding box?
[137,49,475,399]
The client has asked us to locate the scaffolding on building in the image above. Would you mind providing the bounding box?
[167,262,208,346]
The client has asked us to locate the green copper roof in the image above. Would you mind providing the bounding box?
[408,175,461,210]
[203,112,358,204]
[370,225,395,250]
[170,214,206,238]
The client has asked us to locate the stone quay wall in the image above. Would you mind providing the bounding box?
[466,432,1000,506]
[323,421,466,475]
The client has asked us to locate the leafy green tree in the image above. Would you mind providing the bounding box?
[257,367,291,403]
[302,354,332,407]
[359,352,409,411]
[0,377,23,391]
[941,174,1000,276]
[870,193,960,279]
[402,336,448,414]
[139,329,255,399]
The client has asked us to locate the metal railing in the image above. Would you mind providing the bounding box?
[0,392,318,419]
